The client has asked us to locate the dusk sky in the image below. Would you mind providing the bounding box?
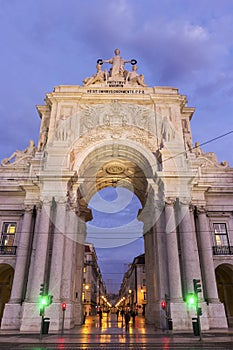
[1,0,233,293]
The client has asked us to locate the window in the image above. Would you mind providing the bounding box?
[213,223,229,246]
[1,222,16,247]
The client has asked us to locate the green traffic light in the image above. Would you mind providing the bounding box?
[186,293,197,307]
[40,295,49,307]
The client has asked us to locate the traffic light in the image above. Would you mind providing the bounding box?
[40,284,44,296]
[39,295,48,316]
[40,305,45,316]
[186,293,198,307]
[193,279,202,294]
[197,307,202,316]
[48,295,53,305]
[161,300,167,310]
[62,302,67,311]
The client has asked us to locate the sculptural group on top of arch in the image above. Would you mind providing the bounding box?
[83,49,147,87]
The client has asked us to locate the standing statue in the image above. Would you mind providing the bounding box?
[98,49,137,79]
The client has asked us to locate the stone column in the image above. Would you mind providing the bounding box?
[28,199,52,300]
[179,200,202,293]
[74,216,86,325]
[10,205,34,302]
[153,201,170,330]
[144,227,156,324]
[1,205,34,329]
[197,207,219,302]
[20,198,52,332]
[165,198,189,330]
[45,197,67,331]
[49,197,67,301]
[165,198,182,301]
[139,186,157,324]
[197,206,228,328]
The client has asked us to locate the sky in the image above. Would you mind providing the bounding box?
[1,0,233,293]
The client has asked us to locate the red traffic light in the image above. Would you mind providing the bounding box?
[62,302,66,311]
[161,300,167,310]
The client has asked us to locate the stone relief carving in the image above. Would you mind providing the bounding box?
[71,125,158,163]
[1,140,36,166]
[161,115,176,142]
[80,102,154,135]
[38,126,49,152]
[56,115,72,141]
[54,102,157,143]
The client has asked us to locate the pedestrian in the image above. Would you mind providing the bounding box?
[120,308,125,326]
[98,308,102,327]
[116,309,120,321]
[83,311,87,324]
[124,310,131,332]
[131,309,136,325]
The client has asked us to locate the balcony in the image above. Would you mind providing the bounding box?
[212,246,233,255]
[0,245,17,255]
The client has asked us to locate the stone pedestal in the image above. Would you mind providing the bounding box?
[207,302,228,329]
[1,303,22,330]
[170,302,189,330]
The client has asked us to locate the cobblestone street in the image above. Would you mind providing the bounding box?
[1,314,233,349]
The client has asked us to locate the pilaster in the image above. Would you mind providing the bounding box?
[1,205,34,330]
[196,206,228,328]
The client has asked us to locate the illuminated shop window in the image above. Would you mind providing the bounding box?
[1,222,16,247]
[213,223,229,246]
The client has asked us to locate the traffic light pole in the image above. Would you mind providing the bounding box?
[197,311,202,341]
[39,315,44,340]
[193,279,202,341]
[61,309,65,336]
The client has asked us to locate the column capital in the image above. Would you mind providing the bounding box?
[196,205,207,215]
[23,204,34,213]
[165,197,176,206]
[55,196,67,205]
[179,197,191,207]
[41,196,53,205]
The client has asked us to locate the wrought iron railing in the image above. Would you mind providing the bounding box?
[212,246,233,255]
[0,245,17,255]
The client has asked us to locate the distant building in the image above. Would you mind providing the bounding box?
[0,49,233,331]
[83,243,107,315]
[118,254,146,315]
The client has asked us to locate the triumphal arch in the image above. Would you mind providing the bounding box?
[1,49,232,331]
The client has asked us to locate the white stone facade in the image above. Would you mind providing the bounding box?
[0,52,233,331]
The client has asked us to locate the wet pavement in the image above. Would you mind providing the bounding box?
[0,314,233,349]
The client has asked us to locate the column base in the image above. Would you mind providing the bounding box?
[207,302,228,329]
[145,301,156,324]
[20,302,77,332]
[20,302,42,332]
[170,302,190,330]
[1,303,22,330]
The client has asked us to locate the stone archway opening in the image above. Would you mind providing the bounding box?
[216,264,233,327]
[86,185,144,286]
[0,264,14,323]
[73,142,159,318]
